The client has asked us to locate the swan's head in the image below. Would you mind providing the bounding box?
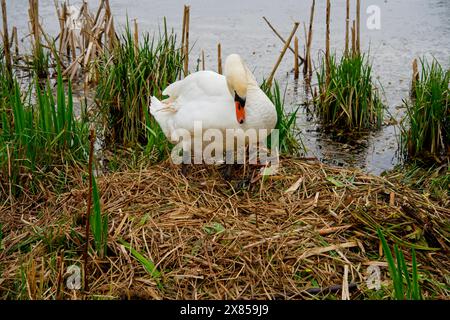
[224,54,257,124]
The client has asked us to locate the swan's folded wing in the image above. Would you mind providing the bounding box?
[162,71,230,102]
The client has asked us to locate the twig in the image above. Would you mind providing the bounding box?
[262,16,305,65]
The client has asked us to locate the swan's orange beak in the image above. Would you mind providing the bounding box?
[235,101,246,124]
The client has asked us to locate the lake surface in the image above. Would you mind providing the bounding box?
[5,0,450,174]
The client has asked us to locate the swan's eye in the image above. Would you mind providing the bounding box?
[234,92,246,108]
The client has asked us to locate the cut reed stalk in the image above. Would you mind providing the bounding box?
[345,0,350,56]
[181,5,187,53]
[12,26,18,57]
[325,0,331,87]
[133,19,139,57]
[1,0,11,76]
[304,0,315,81]
[351,20,356,57]
[266,22,299,89]
[356,0,361,55]
[29,0,41,57]
[183,5,190,76]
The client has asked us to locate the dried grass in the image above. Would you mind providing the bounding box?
[0,158,449,300]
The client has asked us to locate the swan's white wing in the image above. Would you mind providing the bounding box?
[163,71,231,103]
[172,95,238,134]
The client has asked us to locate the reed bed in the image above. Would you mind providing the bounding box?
[315,53,384,131]
[311,0,383,131]
[0,158,448,300]
[0,64,88,197]
[95,21,183,154]
[402,58,449,161]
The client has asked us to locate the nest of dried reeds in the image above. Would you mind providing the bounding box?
[0,158,449,299]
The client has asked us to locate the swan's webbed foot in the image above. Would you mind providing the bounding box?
[180,150,191,177]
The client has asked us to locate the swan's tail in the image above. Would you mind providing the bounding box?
[149,96,172,140]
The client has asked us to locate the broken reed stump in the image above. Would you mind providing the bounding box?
[267,22,300,89]
[325,0,331,87]
[217,43,222,74]
[84,126,96,292]
[304,0,315,82]
[262,16,305,66]
[294,36,299,79]
[345,0,350,56]
[1,0,12,76]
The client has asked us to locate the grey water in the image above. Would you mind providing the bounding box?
[4,0,450,174]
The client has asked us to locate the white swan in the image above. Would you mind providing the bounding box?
[150,54,277,162]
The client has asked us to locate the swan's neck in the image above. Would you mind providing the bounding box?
[244,84,277,130]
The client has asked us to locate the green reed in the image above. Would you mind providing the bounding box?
[90,173,108,258]
[262,81,304,155]
[378,229,422,300]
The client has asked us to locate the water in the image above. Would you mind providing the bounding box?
[4,0,450,174]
